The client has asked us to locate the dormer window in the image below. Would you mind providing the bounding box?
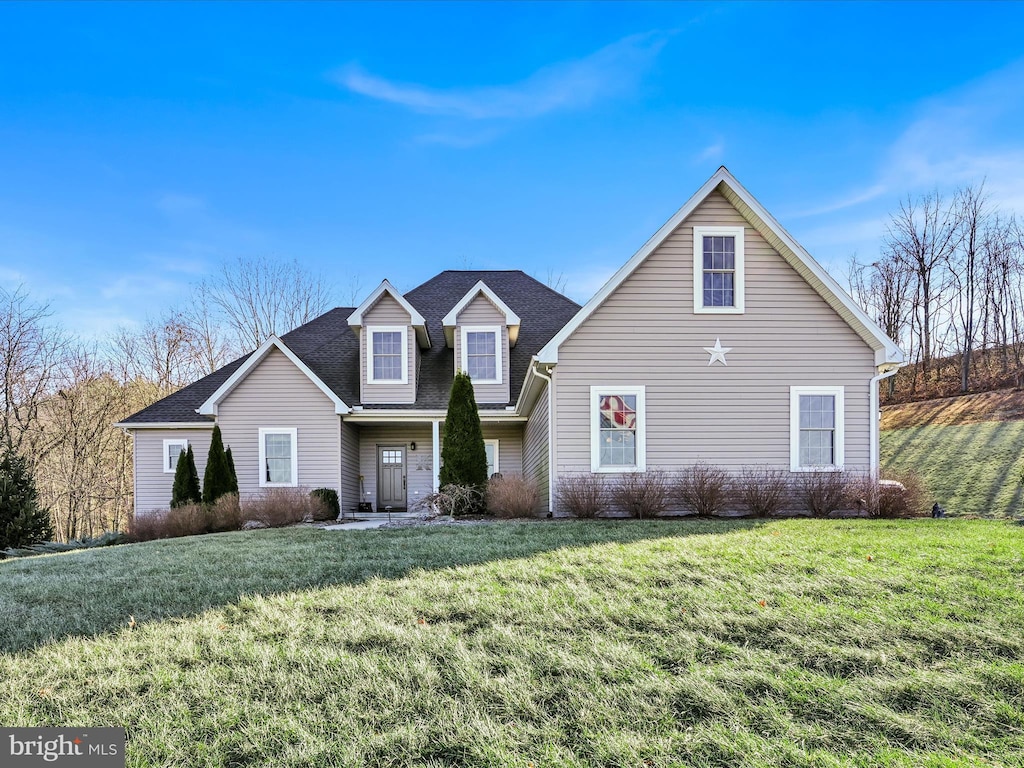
[461,326,502,384]
[693,226,745,314]
[368,326,408,383]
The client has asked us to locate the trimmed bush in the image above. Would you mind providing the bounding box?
[0,444,52,551]
[487,474,539,518]
[127,504,207,542]
[242,487,322,528]
[207,493,242,532]
[675,462,730,516]
[611,470,671,519]
[556,473,608,518]
[848,470,928,518]
[203,425,234,505]
[422,484,485,517]
[796,471,847,517]
[738,465,791,517]
[310,488,340,520]
[440,371,488,513]
[171,445,201,508]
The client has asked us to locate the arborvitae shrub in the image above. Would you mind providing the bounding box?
[310,488,340,520]
[171,445,201,508]
[203,425,234,505]
[439,371,488,513]
[0,444,52,550]
[225,446,239,494]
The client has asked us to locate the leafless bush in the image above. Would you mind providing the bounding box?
[420,484,486,517]
[610,470,671,519]
[127,504,207,542]
[848,471,928,518]
[208,493,242,532]
[675,463,731,516]
[795,471,848,517]
[242,487,325,528]
[486,474,540,518]
[556,473,608,518]
[738,466,791,517]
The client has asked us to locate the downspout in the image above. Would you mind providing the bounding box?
[869,364,903,477]
[530,363,555,515]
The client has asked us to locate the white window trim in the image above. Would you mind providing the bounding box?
[484,439,500,477]
[259,427,298,487]
[367,326,409,384]
[693,225,745,314]
[162,439,188,473]
[590,385,646,473]
[460,325,503,384]
[790,386,845,472]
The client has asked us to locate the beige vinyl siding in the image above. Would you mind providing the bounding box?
[359,425,434,511]
[522,383,551,513]
[361,294,416,404]
[482,423,524,476]
[340,420,361,514]
[455,294,510,404]
[554,189,875,476]
[133,428,213,514]
[217,348,341,495]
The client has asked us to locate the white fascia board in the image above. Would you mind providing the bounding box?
[113,422,214,430]
[716,177,905,365]
[347,279,430,348]
[442,281,521,347]
[537,166,905,366]
[196,335,350,415]
[343,410,527,424]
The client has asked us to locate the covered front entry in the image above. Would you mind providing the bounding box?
[376,445,407,511]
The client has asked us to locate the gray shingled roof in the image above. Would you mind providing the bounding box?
[120,270,580,424]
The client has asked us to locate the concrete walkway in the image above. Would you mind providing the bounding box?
[321,519,391,530]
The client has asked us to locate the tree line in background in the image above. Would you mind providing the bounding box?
[849,182,1024,401]
[0,257,333,542]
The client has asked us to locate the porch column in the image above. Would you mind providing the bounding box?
[432,419,441,492]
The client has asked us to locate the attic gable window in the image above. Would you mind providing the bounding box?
[693,226,745,314]
[368,326,408,384]
[460,326,501,384]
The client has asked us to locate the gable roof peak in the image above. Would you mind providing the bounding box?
[441,279,522,347]
[348,279,430,348]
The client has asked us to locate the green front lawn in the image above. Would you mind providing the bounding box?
[882,420,1024,517]
[2,520,1023,767]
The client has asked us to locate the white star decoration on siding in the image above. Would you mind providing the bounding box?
[703,338,732,366]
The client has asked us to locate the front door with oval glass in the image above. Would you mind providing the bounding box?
[376,446,407,511]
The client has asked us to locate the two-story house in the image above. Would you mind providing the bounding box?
[118,167,904,516]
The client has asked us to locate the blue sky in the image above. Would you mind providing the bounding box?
[3,1,1024,338]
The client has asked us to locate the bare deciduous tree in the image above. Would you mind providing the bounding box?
[195,256,333,352]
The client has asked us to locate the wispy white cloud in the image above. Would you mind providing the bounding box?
[100,274,186,301]
[334,32,668,121]
[796,57,1024,220]
[695,140,725,164]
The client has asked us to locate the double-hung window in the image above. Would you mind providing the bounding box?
[790,387,844,471]
[163,439,188,473]
[460,326,501,384]
[259,428,298,486]
[368,326,408,384]
[693,226,745,313]
[590,385,646,472]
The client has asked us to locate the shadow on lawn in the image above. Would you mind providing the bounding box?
[0,518,769,654]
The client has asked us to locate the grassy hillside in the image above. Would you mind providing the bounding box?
[881,388,1024,518]
[3,521,1023,767]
